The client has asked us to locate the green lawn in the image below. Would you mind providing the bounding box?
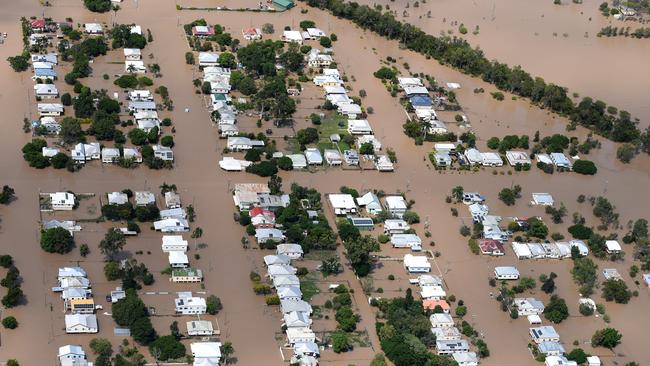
[300,272,321,302]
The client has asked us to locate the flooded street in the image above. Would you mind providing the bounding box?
[0,0,648,365]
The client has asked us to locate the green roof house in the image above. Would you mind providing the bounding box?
[273,0,295,11]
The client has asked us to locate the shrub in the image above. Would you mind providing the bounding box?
[2,316,18,329]
[573,160,597,175]
[206,295,222,314]
[591,328,622,349]
[265,294,280,305]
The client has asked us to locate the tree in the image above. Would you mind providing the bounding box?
[572,257,598,296]
[277,156,293,170]
[131,316,157,345]
[40,227,74,254]
[591,328,622,349]
[0,186,15,204]
[135,205,160,222]
[616,144,635,163]
[573,160,597,175]
[601,278,631,304]
[321,257,342,276]
[59,117,83,144]
[344,235,379,277]
[567,348,588,364]
[0,255,13,268]
[335,306,359,331]
[403,211,420,224]
[112,290,148,326]
[2,316,18,329]
[218,52,237,69]
[296,127,319,146]
[543,295,569,323]
[170,320,181,340]
[526,217,548,239]
[579,303,594,316]
[332,331,351,353]
[89,338,113,358]
[319,36,332,47]
[268,175,282,195]
[299,20,316,30]
[84,0,112,12]
[206,295,222,315]
[161,136,174,147]
[99,228,126,261]
[220,342,234,364]
[6,360,19,366]
[245,161,278,177]
[541,276,556,294]
[7,55,29,72]
[451,186,464,202]
[149,335,186,361]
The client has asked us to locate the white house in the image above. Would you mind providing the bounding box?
[107,191,129,205]
[339,103,362,119]
[550,152,571,169]
[50,192,75,210]
[514,298,545,316]
[532,193,554,206]
[287,154,307,169]
[494,266,520,280]
[391,234,422,251]
[168,251,189,268]
[84,23,103,34]
[404,254,431,273]
[165,191,181,209]
[306,27,326,38]
[276,244,304,259]
[255,228,285,243]
[506,151,531,166]
[154,218,189,232]
[128,89,153,101]
[468,203,489,222]
[58,345,91,366]
[38,103,64,116]
[267,264,297,278]
[65,314,98,333]
[34,84,59,98]
[431,326,461,341]
[264,254,291,266]
[452,352,479,366]
[42,147,60,158]
[277,286,303,301]
[123,147,142,163]
[273,275,300,289]
[437,340,470,355]
[384,219,410,234]
[375,155,394,172]
[153,145,174,161]
[281,299,312,314]
[605,240,622,254]
[191,342,221,366]
[175,293,206,315]
[328,194,357,215]
[398,77,423,89]
[356,192,382,215]
[187,320,214,336]
[219,157,251,171]
[282,30,303,44]
[430,313,454,328]
[481,152,504,167]
[385,196,407,218]
[284,311,312,328]
[324,149,342,166]
[304,148,323,165]
[286,327,316,345]
[101,148,120,163]
[434,152,452,167]
[198,52,219,67]
[538,341,566,356]
[347,119,373,135]
[128,101,156,112]
[545,356,578,366]
[124,48,142,61]
[420,285,446,300]
[227,137,263,151]
[71,142,101,162]
[530,326,560,344]
[171,268,203,283]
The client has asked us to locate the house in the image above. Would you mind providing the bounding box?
[280,299,312,314]
[218,157,250,172]
[191,342,221,366]
[232,183,271,210]
[375,155,394,172]
[343,150,359,165]
[338,103,362,119]
[479,239,505,256]
[532,193,554,206]
[107,192,129,205]
[436,340,470,355]
[277,286,303,301]
[282,30,303,44]
[198,52,219,67]
[34,84,59,98]
[32,61,53,70]
[463,148,482,165]
[410,95,433,109]
[452,352,479,366]
[125,60,146,73]
[398,77,423,89]
[287,154,307,169]
[62,287,90,302]
[385,196,407,218]
[44,220,81,236]
[538,341,566,356]
[154,218,189,232]
[481,152,504,167]
[69,298,95,314]
[284,311,312,328]
[468,203,488,222]
[427,119,447,135]
[511,242,533,259]
[404,254,431,273]
[30,18,46,32]
[164,191,181,209]
[420,285,446,300]
[286,327,316,345]
[123,147,142,163]
[329,194,357,215]
[58,267,87,279]
[50,192,75,210]
[602,268,623,281]
[384,219,409,234]
[71,143,101,162]
[255,228,285,243]
[545,356,578,366]
[267,264,297,278]
[403,85,429,97]
[42,147,60,158]
[391,234,422,251]
[422,298,450,312]
[418,274,444,287]
[124,48,142,61]
[128,89,153,101]
[605,240,622,254]
[172,268,203,283]
[187,320,214,336]
[530,325,560,344]
[273,0,295,10]
[130,25,142,35]
[434,152,452,167]
[39,116,61,134]
[153,145,174,161]
[264,254,291,266]
[134,191,155,206]
[506,150,531,166]
[313,75,343,87]
[304,148,323,165]
[356,192,382,215]
[242,27,262,40]
[38,103,64,116]
[276,244,304,259]
[250,207,275,228]
[587,356,602,366]
[347,216,374,231]
[306,28,326,38]
[293,341,319,357]
[33,67,57,81]
[307,49,333,67]
[550,152,572,169]
[58,345,91,366]
[643,274,650,288]
[514,298,545,315]
[175,293,206,314]
[65,314,98,333]
[128,101,156,112]
[84,23,103,34]
[495,266,519,280]
[273,274,300,288]
[168,251,189,268]
[218,124,239,138]
[431,326,461,341]
[101,148,120,163]
[192,25,215,38]
[357,135,382,153]
[324,149,343,166]
[136,118,161,132]
[227,137,264,151]
[347,120,373,135]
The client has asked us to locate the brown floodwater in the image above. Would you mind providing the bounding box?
[352,0,650,122]
[0,0,648,365]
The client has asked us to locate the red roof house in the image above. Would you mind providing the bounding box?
[479,239,505,256]
[250,207,276,228]
[31,19,46,31]
[423,299,450,313]
[191,25,215,37]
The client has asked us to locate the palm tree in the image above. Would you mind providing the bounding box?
[220,342,234,364]
[420,119,432,139]
[127,63,136,73]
